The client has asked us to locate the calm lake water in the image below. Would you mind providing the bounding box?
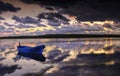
[0,38,120,76]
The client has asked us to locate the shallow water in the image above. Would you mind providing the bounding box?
[0,38,120,76]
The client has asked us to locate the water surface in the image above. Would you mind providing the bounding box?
[0,38,120,76]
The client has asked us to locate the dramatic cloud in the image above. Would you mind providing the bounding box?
[12,16,39,24]
[0,0,119,36]
[44,63,120,76]
[45,7,54,10]
[47,50,69,62]
[20,0,120,21]
[58,1,120,21]
[15,24,35,29]
[0,26,5,32]
[38,13,69,21]
[12,15,45,27]
[4,22,13,26]
[0,38,120,76]
[103,23,116,29]
[0,1,21,14]
[52,24,104,34]
[0,64,21,76]
[22,16,39,24]
[0,17,5,20]
[20,0,79,8]
[37,13,69,26]
[0,58,5,61]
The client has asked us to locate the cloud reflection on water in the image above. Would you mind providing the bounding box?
[0,38,120,76]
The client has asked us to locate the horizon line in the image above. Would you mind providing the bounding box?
[0,34,120,39]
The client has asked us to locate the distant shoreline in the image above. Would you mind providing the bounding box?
[0,34,120,39]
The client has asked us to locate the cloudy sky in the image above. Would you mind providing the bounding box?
[0,0,120,37]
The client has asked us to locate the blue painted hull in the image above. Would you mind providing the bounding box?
[17,45,46,62]
[17,45,45,54]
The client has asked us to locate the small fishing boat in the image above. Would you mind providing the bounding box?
[17,43,46,62]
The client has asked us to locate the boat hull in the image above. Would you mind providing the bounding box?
[17,45,46,62]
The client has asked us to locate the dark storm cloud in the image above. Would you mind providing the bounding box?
[22,16,39,24]
[0,16,5,20]
[20,0,79,8]
[12,15,39,24]
[45,7,54,10]
[20,0,120,21]
[0,1,21,14]
[0,64,21,76]
[11,15,46,29]
[37,13,69,26]
[48,20,61,26]
[12,15,23,22]
[38,13,69,22]
[58,0,120,21]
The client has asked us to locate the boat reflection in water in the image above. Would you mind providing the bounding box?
[17,43,46,62]
[1,38,120,76]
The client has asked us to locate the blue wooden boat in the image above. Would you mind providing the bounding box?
[17,43,46,62]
